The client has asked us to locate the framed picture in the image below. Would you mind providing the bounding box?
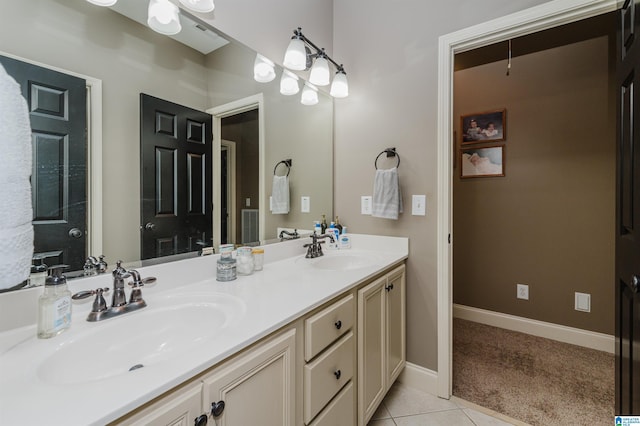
[460,145,505,178]
[461,109,506,144]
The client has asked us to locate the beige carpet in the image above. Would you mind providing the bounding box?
[453,318,615,426]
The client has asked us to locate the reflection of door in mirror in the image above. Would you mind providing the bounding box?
[140,94,213,260]
[220,140,236,245]
[0,55,87,273]
[221,110,259,246]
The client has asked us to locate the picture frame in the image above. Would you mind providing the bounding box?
[460,145,505,178]
[461,109,506,144]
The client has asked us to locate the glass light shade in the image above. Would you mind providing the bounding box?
[148,0,181,36]
[330,71,349,98]
[300,83,319,106]
[283,38,307,71]
[254,54,276,83]
[280,70,300,95]
[309,56,330,86]
[87,0,117,5]
[179,0,214,13]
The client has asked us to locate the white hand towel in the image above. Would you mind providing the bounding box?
[372,167,403,220]
[0,63,34,289]
[271,175,290,215]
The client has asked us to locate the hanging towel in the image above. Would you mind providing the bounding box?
[271,175,290,214]
[372,167,403,220]
[0,63,34,290]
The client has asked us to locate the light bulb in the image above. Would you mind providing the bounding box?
[254,54,276,83]
[179,0,215,13]
[280,70,300,95]
[283,37,307,71]
[148,0,181,35]
[309,56,330,86]
[87,0,117,5]
[301,83,318,106]
[330,70,349,98]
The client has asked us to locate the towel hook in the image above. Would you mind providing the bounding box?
[374,148,400,170]
[274,159,292,176]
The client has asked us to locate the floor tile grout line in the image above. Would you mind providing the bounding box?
[389,407,465,420]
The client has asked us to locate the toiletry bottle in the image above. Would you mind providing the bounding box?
[321,214,328,234]
[37,265,72,339]
[328,222,340,247]
[339,226,351,249]
[314,221,322,235]
[334,216,343,234]
[217,244,237,281]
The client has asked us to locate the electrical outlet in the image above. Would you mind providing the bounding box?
[517,284,529,300]
[361,196,372,215]
[301,196,310,213]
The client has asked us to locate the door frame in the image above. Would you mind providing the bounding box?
[0,50,103,258]
[221,139,237,244]
[435,0,620,398]
[208,93,265,249]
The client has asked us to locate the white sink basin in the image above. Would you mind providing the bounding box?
[301,252,379,271]
[37,293,245,385]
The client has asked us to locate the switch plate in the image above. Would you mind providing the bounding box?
[575,292,591,312]
[412,195,426,216]
[245,198,251,207]
[517,284,529,300]
[301,196,310,213]
[361,196,372,215]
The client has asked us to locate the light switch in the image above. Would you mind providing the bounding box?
[245,198,251,207]
[361,196,372,215]
[412,195,426,216]
[301,196,310,213]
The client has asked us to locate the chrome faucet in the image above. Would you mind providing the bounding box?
[304,232,335,258]
[72,260,156,322]
[279,229,299,241]
[83,255,108,276]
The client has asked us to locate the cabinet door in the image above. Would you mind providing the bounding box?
[202,329,296,426]
[386,265,406,385]
[120,383,204,426]
[357,276,386,426]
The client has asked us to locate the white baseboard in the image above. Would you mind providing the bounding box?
[397,362,439,396]
[453,303,614,354]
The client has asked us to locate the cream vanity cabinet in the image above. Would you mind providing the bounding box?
[357,264,406,426]
[113,329,296,426]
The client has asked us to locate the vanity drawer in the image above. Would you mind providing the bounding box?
[304,331,354,424]
[305,294,354,361]
[309,380,355,426]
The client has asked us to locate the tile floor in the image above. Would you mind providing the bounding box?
[367,382,530,426]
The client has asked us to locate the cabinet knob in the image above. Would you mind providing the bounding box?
[194,414,208,426]
[385,283,394,292]
[334,369,342,380]
[211,401,225,417]
[335,320,342,330]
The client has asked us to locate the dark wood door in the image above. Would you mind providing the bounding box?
[140,94,213,260]
[616,0,640,414]
[0,55,87,272]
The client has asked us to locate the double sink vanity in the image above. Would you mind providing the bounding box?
[0,234,408,425]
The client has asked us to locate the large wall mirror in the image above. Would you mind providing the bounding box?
[0,0,333,289]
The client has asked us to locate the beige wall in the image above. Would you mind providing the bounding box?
[453,36,616,335]
[332,1,554,371]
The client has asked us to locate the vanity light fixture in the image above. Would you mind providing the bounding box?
[87,0,118,5]
[280,70,300,95]
[147,0,181,35]
[283,27,349,98]
[178,0,214,13]
[300,82,319,106]
[254,54,276,83]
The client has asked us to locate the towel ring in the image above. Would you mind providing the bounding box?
[374,148,400,170]
[274,159,292,176]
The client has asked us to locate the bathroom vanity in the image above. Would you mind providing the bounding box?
[0,234,407,426]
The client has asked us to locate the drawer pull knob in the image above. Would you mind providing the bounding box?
[335,320,342,330]
[385,284,394,292]
[211,401,225,417]
[334,369,342,380]
[194,414,208,426]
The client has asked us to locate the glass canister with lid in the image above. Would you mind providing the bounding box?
[252,248,264,271]
[216,244,237,281]
[236,246,254,275]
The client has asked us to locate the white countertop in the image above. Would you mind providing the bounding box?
[0,234,408,425]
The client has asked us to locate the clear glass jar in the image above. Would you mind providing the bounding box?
[236,246,254,275]
[217,244,236,282]
[252,248,264,271]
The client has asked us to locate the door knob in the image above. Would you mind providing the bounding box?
[68,228,83,238]
[632,275,640,293]
[144,222,156,231]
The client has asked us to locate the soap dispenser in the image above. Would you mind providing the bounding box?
[37,265,72,339]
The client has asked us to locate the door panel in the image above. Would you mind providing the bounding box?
[140,94,213,260]
[616,0,640,414]
[0,55,87,272]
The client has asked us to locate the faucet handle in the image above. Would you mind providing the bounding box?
[127,269,157,288]
[72,287,110,312]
